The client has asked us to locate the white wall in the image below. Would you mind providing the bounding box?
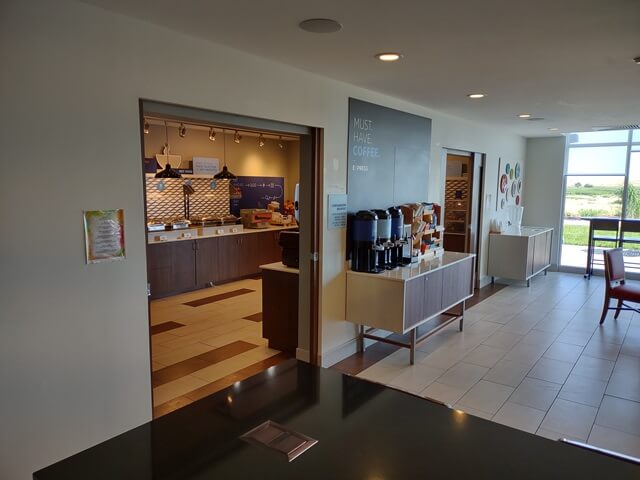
[522,137,567,267]
[0,1,525,478]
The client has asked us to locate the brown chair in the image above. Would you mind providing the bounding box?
[600,248,640,324]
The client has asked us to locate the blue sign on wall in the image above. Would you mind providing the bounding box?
[230,176,285,216]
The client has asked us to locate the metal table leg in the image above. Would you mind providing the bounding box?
[409,329,416,365]
[358,325,365,353]
[459,300,465,331]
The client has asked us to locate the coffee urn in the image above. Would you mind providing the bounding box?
[351,210,379,273]
[372,209,393,269]
[388,206,405,266]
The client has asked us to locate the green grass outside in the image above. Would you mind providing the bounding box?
[565,185,622,197]
[563,223,640,249]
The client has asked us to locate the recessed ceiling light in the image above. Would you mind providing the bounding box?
[375,52,402,62]
[299,18,342,34]
[467,93,486,99]
[548,127,559,131]
[517,113,532,118]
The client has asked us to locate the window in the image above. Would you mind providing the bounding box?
[560,129,638,271]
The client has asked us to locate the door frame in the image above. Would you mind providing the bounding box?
[138,99,324,408]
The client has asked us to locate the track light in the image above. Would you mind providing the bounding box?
[278,136,284,149]
[234,131,241,143]
[178,123,186,138]
[143,120,150,134]
[259,134,265,147]
[209,128,216,141]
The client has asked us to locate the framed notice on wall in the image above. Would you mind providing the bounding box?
[83,209,126,264]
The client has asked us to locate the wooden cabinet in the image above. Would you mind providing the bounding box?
[261,264,299,354]
[404,277,426,329]
[148,229,288,299]
[147,240,196,299]
[442,256,473,308]
[487,227,553,285]
[423,269,444,319]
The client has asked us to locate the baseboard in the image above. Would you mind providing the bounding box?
[295,348,310,363]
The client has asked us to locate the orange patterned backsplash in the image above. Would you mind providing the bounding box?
[146,177,231,219]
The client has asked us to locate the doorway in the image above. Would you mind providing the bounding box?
[443,150,485,283]
[138,100,322,417]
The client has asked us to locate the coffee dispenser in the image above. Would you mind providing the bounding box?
[388,206,406,267]
[351,210,380,273]
[372,209,393,269]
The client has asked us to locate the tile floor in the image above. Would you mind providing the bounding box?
[150,277,288,417]
[354,272,640,458]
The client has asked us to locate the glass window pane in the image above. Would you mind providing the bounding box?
[567,130,629,145]
[626,152,640,219]
[566,146,627,175]
[633,129,640,143]
[564,176,624,219]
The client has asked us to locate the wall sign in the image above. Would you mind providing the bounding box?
[230,176,285,216]
[192,156,220,176]
[328,194,348,230]
[347,98,432,213]
[83,209,125,264]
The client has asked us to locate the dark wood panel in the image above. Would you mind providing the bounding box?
[243,312,262,322]
[423,269,443,318]
[148,241,196,299]
[195,237,220,286]
[150,321,185,335]
[404,276,425,329]
[527,237,535,277]
[216,235,241,282]
[262,269,298,354]
[442,258,473,308]
[533,234,547,274]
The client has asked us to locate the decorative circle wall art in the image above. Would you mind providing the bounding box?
[500,174,508,193]
[511,182,517,197]
[505,163,511,175]
[515,163,521,179]
[518,179,522,192]
[516,195,520,205]
[509,167,514,180]
[501,198,506,209]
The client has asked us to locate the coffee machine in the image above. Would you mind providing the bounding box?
[372,209,393,269]
[388,206,406,267]
[351,210,381,273]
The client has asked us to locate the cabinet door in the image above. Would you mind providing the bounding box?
[533,234,547,274]
[216,235,241,282]
[423,269,443,319]
[442,258,473,309]
[148,241,196,299]
[544,230,553,267]
[526,237,535,277]
[404,276,425,329]
[255,230,281,267]
[195,237,219,286]
[237,234,261,277]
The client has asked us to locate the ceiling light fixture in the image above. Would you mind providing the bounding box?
[634,56,640,64]
[298,18,342,34]
[517,113,531,118]
[278,136,284,149]
[258,134,265,148]
[467,93,486,99]
[234,130,241,144]
[178,123,186,138]
[548,128,559,131]
[208,128,216,141]
[155,121,181,178]
[214,128,237,180]
[375,52,402,62]
[143,120,150,134]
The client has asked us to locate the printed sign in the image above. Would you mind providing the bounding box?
[83,209,125,264]
[328,194,348,230]
[192,156,220,176]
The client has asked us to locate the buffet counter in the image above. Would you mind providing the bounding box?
[147,224,297,244]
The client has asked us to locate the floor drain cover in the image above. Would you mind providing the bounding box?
[240,421,318,462]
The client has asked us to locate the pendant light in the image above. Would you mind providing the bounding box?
[155,121,182,178]
[214,128,237,179]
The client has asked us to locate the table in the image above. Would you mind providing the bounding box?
[34,359,638,479]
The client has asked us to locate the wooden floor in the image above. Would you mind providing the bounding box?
[332,282,506,376]
[150,277,289,418]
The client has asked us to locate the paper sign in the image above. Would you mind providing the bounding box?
[83,209,125,264]
[328,194,348,230]
[192,156,220,176]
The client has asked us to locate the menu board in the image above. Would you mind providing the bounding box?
[347,98,431,213]
[83,209,125,263]
[230,176,285,216]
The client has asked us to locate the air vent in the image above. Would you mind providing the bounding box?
[526,117,545,121]
[591,125,640,131]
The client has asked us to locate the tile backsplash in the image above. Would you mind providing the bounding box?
[145,177,231,219]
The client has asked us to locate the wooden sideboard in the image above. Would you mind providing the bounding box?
[260,262,299,355]
[346,252,475,364]
[487,226,553,286]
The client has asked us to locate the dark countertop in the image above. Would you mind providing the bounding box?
[35,360,638,479]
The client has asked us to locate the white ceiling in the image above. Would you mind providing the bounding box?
[81,0,640,137]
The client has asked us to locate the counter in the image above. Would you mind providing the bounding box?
[488,226,553,286]
[260,262,299,354]
[34,360,638,480]
[147,224,297,244]
[347,252,475,364]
